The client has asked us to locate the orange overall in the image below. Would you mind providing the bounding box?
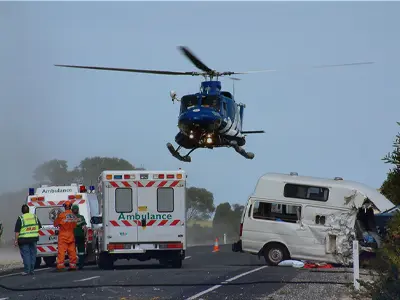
[54,209,78,270]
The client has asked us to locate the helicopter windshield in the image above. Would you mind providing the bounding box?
[180,95,198,112]
[201,95,220,111]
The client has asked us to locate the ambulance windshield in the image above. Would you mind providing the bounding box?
[35,206,64,225]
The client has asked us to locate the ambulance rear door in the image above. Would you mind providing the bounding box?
[136,171,186,243]
[104,176,139,244]
[29,199,64,246]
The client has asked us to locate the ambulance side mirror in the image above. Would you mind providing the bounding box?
[91,216,102,224]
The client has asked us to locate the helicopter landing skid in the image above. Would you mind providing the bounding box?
[229,141,255,160]
[167,143,196,163]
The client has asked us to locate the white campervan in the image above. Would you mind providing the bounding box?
[232,172,394,266]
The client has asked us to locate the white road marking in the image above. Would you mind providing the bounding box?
[184,265,268,300]
[184,256,191,259]
[0,297,9,300]
[0,267,51,279]
[73,276,100,282]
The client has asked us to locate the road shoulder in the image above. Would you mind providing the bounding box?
[259,267,375,300]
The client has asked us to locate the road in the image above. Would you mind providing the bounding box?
[0,245,305,300]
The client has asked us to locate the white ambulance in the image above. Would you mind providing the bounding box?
[91,170,186,269]
[26,183,97,268]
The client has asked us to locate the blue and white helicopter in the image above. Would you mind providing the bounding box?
[55,46,373,162]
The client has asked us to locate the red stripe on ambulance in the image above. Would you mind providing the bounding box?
[109,219,181,226]
[38,229,55,236]
[37,245,58,253]
[27,200,86,207]
[110,181,119,188]
[107,180,181,188]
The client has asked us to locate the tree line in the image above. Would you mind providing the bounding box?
[0,156,243,242]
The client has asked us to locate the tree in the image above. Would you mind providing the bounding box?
[32,159,74,185]
[73,156,138,185]
[212,202,244,238]
[186,187,215,221]
[381,122,400,205]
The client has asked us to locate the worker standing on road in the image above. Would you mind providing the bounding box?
[71,204,87,269]
[14,204,42,275]
[54,201,78,271]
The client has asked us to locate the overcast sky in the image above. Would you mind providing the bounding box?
[1,1,399,205]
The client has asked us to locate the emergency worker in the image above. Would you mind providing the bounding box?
[54,201,78,271]
[71,205,87,269]
[14,204,42,275]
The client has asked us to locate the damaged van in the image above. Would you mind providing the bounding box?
[232,172,395,266]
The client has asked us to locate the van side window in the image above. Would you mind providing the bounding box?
[252,201,301,224]
[284,184,329,202]
[248,204,252,217]
[115,188,133,213]
[157,187,174,213]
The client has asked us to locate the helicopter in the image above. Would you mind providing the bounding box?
[55,46,373,162]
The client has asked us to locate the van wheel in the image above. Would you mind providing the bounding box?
[263,244,289,266]
[98,253,114,270]
[43,257,56,267]
[34,257,42,269]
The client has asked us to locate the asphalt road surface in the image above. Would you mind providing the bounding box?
[0,245,302,300]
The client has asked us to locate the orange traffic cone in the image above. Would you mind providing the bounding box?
[212,238,220,252]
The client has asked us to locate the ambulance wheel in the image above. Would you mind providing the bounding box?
[43,257,56,267]
[263,243,289,266]
[34,257,42,269]
[98,253,113,270]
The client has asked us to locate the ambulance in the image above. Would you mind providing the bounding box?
[92,170,186,269]
[26,183,97,268]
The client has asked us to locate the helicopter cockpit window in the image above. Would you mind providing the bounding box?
[201,95,220,110]
[180,95,198,112]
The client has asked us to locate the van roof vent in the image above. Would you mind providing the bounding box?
[334,177,343,180]
[290,172,298,176]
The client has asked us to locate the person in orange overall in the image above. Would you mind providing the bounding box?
[54,201,79,271]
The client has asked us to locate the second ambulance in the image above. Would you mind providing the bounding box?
[26,183,97,268]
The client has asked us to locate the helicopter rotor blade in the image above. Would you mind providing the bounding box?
[178,46,213,74]
[229,61,374,75]
[54,64,202,76]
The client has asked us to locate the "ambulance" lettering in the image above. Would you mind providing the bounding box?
[118,213,172,221]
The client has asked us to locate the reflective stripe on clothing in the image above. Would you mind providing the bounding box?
[19,213,39,239]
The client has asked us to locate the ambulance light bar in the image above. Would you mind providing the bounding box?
[29,188,35,195]
[79,185,87,193]
[30,196,44,201]
[152,173,183,179]
[105,174,136,180]
[89,186,95,193]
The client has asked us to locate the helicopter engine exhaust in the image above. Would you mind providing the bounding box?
[229,141,255,160]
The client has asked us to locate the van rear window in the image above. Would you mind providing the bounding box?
[157,188,174,213]
[115,188,133,213]
[284,184,329,202]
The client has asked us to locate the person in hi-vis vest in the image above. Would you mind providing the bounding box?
[14,204,42,275]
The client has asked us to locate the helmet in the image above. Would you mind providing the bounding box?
[71,204,79,211]
[63,201,72,210]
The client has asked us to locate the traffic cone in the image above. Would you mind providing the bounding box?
[212,238,220,252]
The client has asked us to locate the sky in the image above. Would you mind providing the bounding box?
[1,1,400,207]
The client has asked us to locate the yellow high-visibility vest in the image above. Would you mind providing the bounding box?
[19,213,39,239]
